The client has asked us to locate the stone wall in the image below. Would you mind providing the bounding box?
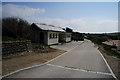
[2,40,32,55]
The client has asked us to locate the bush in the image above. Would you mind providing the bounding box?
[2,17,32,41]
[102,44,120,58]
[88,34,107,45]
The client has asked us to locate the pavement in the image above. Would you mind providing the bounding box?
[51,41,83,51]
[3,40,115,79]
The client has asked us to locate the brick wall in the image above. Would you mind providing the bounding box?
[2,40,32,55]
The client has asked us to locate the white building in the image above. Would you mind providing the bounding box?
[31,23,71,45]
[65,33,71,42]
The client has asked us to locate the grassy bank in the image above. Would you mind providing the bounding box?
[86,34,120,58]
[86,34,120,79]
[99,44,120,58]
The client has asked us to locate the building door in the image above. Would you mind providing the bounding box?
[39,32,44,44]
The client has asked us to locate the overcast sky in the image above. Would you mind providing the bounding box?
[2,2,118,33]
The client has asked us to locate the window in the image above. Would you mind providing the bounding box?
[49,33,52,38]
[49,33,58,39]
[54,34,57,38]
[56,34,58,38]
[53,34,55,38]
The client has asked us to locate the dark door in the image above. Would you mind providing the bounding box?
[39,32,44,44]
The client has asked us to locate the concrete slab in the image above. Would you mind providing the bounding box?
[4,40,114,78]
[6,64,113,78]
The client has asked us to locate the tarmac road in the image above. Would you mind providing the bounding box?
[4,40,115,79]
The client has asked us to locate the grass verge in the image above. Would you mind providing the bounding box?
[100,44,120,58]
[90,38,120,79]
[98,47,120,80]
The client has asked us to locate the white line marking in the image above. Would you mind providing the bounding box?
[2,63,46,78]
[97,49,117,79]
[0,77,2,80]
[45,41,84,64]
[2,41,84,78]
[47,64,112,76]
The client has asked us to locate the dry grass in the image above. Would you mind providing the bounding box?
[2,49,66,75]
[102,40,120,47]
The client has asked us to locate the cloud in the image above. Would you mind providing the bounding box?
[2,4,118,33]
[2,0,119,2]
[97,20,118,33]
[27,17,118,33]
[2,4,45,18]
[27,17,85,32]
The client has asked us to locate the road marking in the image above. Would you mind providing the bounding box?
[47,64,112,76]
[97,48,117,79]
[45,41,84,64]
[0,76,2,80]
[2,41,84,78]
[2,63,46,78]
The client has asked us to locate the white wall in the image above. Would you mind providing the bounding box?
[65,33,71,42]
[66,37,71,42]
[48,38,58,45]
[47,32,59,45]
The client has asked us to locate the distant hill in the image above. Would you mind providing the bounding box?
[106,32,120,40]
[107,32,120,36]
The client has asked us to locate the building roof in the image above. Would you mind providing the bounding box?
[33,23,65,32]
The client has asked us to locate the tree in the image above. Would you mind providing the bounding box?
[2,17,31,40]
[65,27,73,33]
[72,32,84,41]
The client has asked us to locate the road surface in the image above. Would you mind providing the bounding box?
[4,40,115,79]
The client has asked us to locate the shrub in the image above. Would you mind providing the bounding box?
[2,17,32,41]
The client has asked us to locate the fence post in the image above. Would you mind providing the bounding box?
[26,40,32,52]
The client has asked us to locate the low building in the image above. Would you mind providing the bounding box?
[59,32,71,43]
[65,33,72,42]
[31,23,71,45]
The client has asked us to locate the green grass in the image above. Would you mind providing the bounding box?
[101,44,120,58]
[91,39,120,58]
[107,32,120,36]
[87,34,120,58]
